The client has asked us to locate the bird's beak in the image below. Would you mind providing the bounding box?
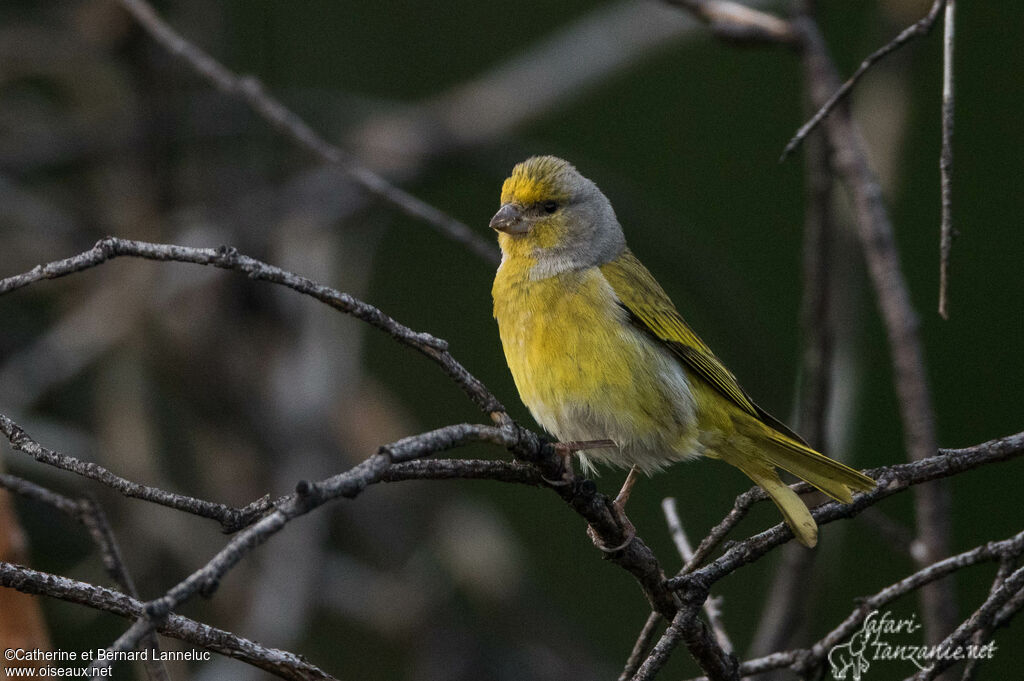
[489,204,527,234]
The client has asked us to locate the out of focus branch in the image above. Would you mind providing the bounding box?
[662,0,796,44]
[353,0,703,170]
[796,13,955,645]
[113,0,498,264]
[662,498,733,653]
[938,0,956,319]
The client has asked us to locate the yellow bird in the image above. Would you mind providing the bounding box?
[490,156,874,548]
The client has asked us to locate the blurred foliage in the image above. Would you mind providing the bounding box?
[0,0,1022,679]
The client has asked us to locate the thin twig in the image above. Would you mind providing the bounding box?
[0,414,271,532]
[0,475,170,681]
[938,0,956,319]
[619,612,663,681]
[0,562,334,681]
[683,527,1024,680]
[113,0,498,265]
[662,498,733,653]
[780,0,948,160]
[632,601,738,681]
[910,564,1024,681]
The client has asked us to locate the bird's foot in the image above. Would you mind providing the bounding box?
[588,466,641,553]
[588,513,636,553]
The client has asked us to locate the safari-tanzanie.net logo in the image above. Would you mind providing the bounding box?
[828,610,996,680]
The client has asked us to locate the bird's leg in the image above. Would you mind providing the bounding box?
[614,465,642,510]
[589,465,641,554]
[552,438,617,455]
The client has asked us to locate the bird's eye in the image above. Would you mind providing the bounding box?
[542,201,558,214]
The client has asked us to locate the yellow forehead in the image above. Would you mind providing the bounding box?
[500,157,572,205]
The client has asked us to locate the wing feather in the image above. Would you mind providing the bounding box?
[599,250,809,446]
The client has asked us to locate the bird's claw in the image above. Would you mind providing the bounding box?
[588,515,636,553]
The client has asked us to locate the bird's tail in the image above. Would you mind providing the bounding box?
[716,449,819,547]
[717,422,876,548]
[757,427,876,504]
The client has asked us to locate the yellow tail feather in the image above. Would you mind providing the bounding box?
[716,450,819,547]
[759,429,876,504]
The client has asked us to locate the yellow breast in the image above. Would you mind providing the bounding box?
[492,258,697,471]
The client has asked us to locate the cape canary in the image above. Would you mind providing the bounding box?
[490,156,874,547]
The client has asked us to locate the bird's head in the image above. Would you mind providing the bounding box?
[490,156,625,277]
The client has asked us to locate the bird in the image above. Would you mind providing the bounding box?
[489,155,874,548]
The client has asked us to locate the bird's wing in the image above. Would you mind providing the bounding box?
[599,250,809,446]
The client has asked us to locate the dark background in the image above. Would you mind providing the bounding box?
[0,0,1021,679]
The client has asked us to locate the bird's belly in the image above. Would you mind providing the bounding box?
[493,267,698,472]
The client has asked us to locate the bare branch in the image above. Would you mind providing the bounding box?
[382,458,543,485]
[0,475,169,680]
[112,0,498,265]
[632,601,738,681]
[910,564,1024,681]
[0,414,271,532]
[679,486,765,574]
[781,0,948,160]
[684,527,1024,680]
[85,422,526,669]
[0,237,506,417]
[0,562,334,681]
[663,498,733,653]
[938,0,956,319]
[619,612,663,681]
